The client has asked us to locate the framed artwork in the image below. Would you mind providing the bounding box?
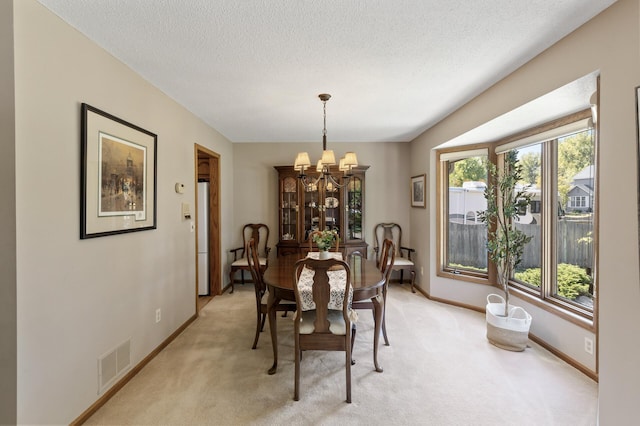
[411,174,426,208]
[636,86,640,265]
[80,103,157,239]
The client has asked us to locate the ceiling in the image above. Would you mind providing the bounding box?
[37,0,615,144]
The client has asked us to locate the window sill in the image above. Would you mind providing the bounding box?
[437,269,596,332]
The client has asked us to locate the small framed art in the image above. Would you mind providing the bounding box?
[411,174,426,208]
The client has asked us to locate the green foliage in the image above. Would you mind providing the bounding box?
[448,156,486,187]
[519,152,541,187]
[556,263,592,299]
[514,268,541,287]
[312,229,338,251]
[515,264,592,300]
[477,150,533,313]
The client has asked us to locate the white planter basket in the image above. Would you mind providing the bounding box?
[485,294,532,352]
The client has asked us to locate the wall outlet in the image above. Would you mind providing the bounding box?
[584,337,593,355]
[155,308,161,323]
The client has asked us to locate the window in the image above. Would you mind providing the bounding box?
[438,148,489,276]
[438,111,596,319]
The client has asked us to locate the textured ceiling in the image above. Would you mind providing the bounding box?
[37,0,615,144]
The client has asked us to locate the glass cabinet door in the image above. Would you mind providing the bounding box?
[324,181,341,234]
[346,176,363,241]
[281,176,298,241]
[303,182,320,242]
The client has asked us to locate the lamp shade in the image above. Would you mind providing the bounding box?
[321,150,336,166]
[343,152,358,166]
[294,152,311,169]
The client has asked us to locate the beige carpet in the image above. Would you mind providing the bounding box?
[85,283,598,425]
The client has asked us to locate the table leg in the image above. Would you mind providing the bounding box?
[372,295,384,373]
[267,290,280,375]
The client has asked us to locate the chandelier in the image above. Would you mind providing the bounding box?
[293,94,358,190]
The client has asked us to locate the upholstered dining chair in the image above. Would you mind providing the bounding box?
[292,257,355,403]
[307,229,340,253]
[351,239,395,346]
[373,223,416,293]
[246,238,296,350]
[229,224,270,293]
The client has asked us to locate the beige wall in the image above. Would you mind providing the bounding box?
[411,0,640,423]
[0,1,16,424]
[13,1,234,423]
[231,142,413,261]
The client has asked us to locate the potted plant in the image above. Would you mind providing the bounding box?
[478,150,533,351]
[312,229,339,259]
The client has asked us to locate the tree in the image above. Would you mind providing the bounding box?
[478,150,533,315]
[519,152,541,187]
[448,156,487,187]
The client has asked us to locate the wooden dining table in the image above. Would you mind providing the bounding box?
[263,253,385,375]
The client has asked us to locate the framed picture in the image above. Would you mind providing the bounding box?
[411,174,426,208]
[636,86,640,265]
[81,103,157,239]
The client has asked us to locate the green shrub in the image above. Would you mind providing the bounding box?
[514,263,591,300]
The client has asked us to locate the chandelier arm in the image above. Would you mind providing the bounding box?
[326,173,351,189]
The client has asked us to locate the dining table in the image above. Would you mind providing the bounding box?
[262,253,385,375]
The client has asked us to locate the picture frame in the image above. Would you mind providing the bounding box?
[411,174,426,208]
[81,103,157,239]
[636,86,640,266]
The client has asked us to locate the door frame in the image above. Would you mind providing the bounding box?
[195,144,221,310]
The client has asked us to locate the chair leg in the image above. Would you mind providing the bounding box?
[410,269,416,293]
[294,338,301,401]
[252,305,264,350]
[228,269,235,294]
[346,342,352,403]
[351,324,357,365]
[260,312,266,331]
[382,314,390,346]
[400,269,404,284]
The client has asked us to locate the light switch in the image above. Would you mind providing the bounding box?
[182,202,191,219]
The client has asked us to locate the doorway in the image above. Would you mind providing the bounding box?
[195,144,221,312]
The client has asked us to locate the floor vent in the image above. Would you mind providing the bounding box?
[98,339,132,393]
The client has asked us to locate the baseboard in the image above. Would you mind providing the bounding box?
[411,284,598,382]
[71,313,198,425]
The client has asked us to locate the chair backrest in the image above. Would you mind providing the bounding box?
[242,224,270,257]
[378,238,396,283]
[373,223,403,263]
[246,238,266,296]
[307,229,340,253]
[293,258,351,334]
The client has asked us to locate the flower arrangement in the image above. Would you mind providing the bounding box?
[312,229,339,251]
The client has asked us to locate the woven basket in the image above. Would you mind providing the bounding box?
[485,294,532,352]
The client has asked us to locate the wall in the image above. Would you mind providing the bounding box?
[0,1,17,424]
[13,1,234,423]
[232,142,412,261]
[411,0,640,423]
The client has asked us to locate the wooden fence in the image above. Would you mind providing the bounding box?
[449,221,593,271]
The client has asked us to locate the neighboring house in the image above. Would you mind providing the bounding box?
[567,165,595,212]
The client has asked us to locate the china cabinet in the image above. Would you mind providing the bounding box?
[275,165,368,257]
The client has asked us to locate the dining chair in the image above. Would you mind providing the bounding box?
[351,239,395,346]
[229,224,271,293]
[307,229,340,253]
[246,238,296,350]
[292,257,355,403]
[373,223,416,293]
